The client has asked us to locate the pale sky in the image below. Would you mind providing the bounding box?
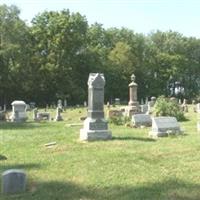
[1,0,200,38]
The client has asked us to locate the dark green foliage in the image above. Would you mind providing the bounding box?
[0,4,200,106]
[153,96,186,121]
[108,115,131,125]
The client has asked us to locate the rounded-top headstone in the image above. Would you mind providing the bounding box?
[11,101,26,106]
[2,169,26,194]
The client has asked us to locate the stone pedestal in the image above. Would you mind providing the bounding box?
[125,74,140,117]
[80,73,112,141]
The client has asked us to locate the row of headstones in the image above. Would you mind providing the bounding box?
[7,101,65,122]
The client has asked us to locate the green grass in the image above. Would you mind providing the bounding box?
[0,106,200,200]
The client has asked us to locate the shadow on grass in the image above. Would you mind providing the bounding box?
[0,163,43,172]
[0,155,7,160]
[1,178,199,200]
[112,136,156,142]
[0,121,50,130]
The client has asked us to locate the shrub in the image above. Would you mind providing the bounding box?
[108,115,131,125]
[152,96,186,121]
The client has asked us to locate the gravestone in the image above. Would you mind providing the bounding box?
[25,104,31,111]
[37,112,50,121]
[181,99,188,112]
[10,101,27,122]
[80,73,112,141]
[2,169,26,194]
[132,114,152,127]
[115,98,120,105]
[54,107,63,121]
[64,99,67,108]
[140,104,148,114]
[33,108,38,121]
[3,104,6,112]
[29,102,36,109]
[84,101,87,107]
[57,99,63,110]
[149,117,182,137]
[125,74,140,117]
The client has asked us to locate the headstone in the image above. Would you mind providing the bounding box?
[54,107,63,121]
[125,74,140,117]
[181,99,188,112]
[132,114,152,127]
[64,99,67,108]
[149,117,182,137]
[2,169,26,194]
[57,99,63,109]
[150,96,156,106]
[25,104,31,111]
[106,101,110,109]
[145,97,148,105]
[80,73,112,141]
[115,98,120,105]
[3,104,6,112]
[10,101,27,122]
[29,102,36,109]
[33,108,38,121]
[140,104,148,114]
[84,101,87,107]
[37,112,50,121]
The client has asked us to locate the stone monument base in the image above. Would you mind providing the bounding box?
[80,118,112,141]
[124,104,140,117]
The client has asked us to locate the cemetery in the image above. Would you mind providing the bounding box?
[0,72,200,200]
[1,2,200,200]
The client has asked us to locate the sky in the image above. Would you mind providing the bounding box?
[1,0,200,38]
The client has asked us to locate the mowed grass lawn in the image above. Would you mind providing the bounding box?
[0,106,200,200]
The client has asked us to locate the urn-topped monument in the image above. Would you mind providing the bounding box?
[80,73,112,141]
[125,74,140,117]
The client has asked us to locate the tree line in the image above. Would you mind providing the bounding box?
[0,4,200,106]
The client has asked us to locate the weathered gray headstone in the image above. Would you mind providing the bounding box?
[64,99,67,108]
[54,107,63,121]
[83,101,87,107]
[33,108,38,121]
[149,117,182,137]
[10,101,27,122]
[2,169,26,194]
[37,112,50,121]
[80,73,112,141]
[132,114,152,127]
[115,98,120,105]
